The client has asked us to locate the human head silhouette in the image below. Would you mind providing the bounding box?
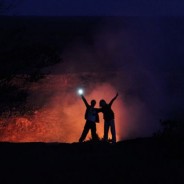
[99,99,106,107]
[91,100,96,107]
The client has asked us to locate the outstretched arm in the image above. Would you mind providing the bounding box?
[95,108,103,113]
[109,93,118,106]
[81,95,89,108]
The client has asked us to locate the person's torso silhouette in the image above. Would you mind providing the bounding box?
[79,95,99,142]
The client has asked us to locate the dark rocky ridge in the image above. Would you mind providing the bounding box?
[0,137,183,184]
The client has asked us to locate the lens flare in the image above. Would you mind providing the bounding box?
[77,88,84,95]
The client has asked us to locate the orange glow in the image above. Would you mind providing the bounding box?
[0,74,126,143]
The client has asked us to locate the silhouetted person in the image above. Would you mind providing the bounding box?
[99,93,118,143]
[79,95,99,143]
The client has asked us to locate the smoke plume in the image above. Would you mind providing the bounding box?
[1,17,184,142]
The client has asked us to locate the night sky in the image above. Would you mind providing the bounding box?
[4,0,184,16]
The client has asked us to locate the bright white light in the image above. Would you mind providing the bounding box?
[77,88,84,95]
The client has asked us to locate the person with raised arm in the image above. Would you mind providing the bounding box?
[79,94,100,143]
[99,93,118,143]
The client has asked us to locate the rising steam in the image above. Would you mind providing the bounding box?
[0,17,183,142]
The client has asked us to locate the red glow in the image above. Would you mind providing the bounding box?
[0,75,126,143]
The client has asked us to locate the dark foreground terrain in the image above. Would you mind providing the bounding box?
[0,137,183,184]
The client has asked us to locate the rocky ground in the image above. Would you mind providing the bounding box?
[0,137,183,184]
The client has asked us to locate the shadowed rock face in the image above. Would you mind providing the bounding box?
[0,137,183,184]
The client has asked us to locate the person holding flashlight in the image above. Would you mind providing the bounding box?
[79,94,100,143]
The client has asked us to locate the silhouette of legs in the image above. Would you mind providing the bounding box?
[103,120,116,143]
[79,121,90,142]
[104,121,110,142]
[79,121,97,142]
[110,120,116,143]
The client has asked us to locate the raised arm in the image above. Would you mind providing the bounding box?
[81,95,89,108]
[109,93,118,106]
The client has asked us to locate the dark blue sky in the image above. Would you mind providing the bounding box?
[5,0,184,16]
